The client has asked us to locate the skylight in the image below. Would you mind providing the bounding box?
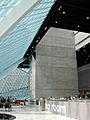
[0,0,22,21]
[0,0,56,79]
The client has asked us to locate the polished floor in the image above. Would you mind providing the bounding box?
[0,106,77,120]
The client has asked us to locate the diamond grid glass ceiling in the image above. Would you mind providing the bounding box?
[0,0,56,79]
[0,68,32,100]
[0,0,22,21]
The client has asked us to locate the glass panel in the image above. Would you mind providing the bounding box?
[0,0,22,21]
[0,0,56,81]
[0,68,32,100]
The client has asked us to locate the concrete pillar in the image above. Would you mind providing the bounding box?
[35,28,78,98]
[31,56,36,99]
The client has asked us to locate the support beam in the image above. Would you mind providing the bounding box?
[35,28,78,98]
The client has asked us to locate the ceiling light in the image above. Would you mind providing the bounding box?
[63,11,65,14]
[58,6,62,11]
[36,40,38,43]
[85,61,87,63]
[87,17,89,19]
[77,49,80,51]
[44,27,47,30]
[83,46,85,48]
[58,8,61,11]
[77,25,80,28]
[84,49,86,52]
[32,47,34,48]
[55,21,58,23]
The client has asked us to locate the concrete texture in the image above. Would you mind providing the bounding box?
[35,28,78,98]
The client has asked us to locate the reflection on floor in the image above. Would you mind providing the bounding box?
[0,106,77,120]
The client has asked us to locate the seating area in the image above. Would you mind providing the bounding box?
[0,103,12,111]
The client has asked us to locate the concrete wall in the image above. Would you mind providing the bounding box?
[35,27,78,98]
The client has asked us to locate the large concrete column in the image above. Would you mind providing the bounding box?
[31,56,36,99]
[35,28,78,98]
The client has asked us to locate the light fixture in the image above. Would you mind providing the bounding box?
[58,6,62,11]
[32,47,34,48]
[77,49,80,51]
[55,21,58,23]
[85,61,87,63]
[63,11,65,14]
[36,40,38,43]
[87,17,89,19]
[77,25,80,28]
[84,49,86,52]
[58,8,61,11]
[44,27,47,30]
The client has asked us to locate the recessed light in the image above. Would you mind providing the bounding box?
[58,6,62,11]
[58,8,61,11]
[85,61,87,63]
[83,46,85,48]
[55,21,58,23]
[84,49,86,52]
[77,49,80,51]
[44,27,47,30]
[87,17,89,19]
[63,11,65,14]
[32,47,34,48]
[77,25,80,28]
[36,40,38,43]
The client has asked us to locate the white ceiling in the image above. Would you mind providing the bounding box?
[74,31,90,50]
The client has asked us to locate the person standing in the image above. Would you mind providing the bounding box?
[40,97,45,111]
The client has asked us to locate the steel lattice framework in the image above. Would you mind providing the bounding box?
[0,67,32,100]
[0,0,56,98]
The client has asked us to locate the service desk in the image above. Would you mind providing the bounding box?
[45,99,90,120]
